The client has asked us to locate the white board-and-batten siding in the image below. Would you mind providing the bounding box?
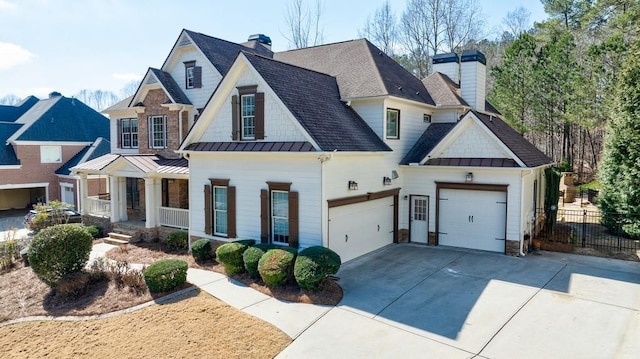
[198,68,309,144]
[188,154,322,249]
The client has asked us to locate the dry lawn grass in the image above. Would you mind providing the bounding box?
[0,290,291,359]
[107,242,343,305]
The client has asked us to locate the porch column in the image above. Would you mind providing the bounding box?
[110,176,127,223]
[144,178,160,228]
[79,173,89,215]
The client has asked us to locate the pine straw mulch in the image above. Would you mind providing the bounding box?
[105,241,344,306]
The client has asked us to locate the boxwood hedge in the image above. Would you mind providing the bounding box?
[143,259,188,293]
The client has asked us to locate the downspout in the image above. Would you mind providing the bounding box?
[318,152,333,248]
[519,168,535,256]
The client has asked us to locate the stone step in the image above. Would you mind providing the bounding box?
[106,232,132,242]
[104,237,130,246]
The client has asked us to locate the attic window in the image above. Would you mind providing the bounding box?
[423,114,432,123]
[184,61,202,89]
[40,145,62,163]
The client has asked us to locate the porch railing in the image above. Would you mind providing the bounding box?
[86,196,110,217]
[159,207,189,229]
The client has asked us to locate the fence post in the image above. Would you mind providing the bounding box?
[582,209,587,248]
[616,215,622,251]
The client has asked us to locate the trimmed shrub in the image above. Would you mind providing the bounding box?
[243,246,267,278]
[253,243,277,251]
[216,242,249,275]
[166,231,189,251]
[28,224,93,287]
[294,246,341,290]
[191,239,212,261]
[85,225,103,239]
[258,249,296,287]
[0,240,19,270]
[233,239,255,247]
[143,259,188,293]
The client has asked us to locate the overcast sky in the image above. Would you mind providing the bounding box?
[0,0,547,100]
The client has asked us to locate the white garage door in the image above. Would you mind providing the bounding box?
[438,189,506,253]
[328,196,394,262]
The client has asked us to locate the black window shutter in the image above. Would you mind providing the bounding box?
[289,191,299,248]
[260,189,269,243]
[204,184,212,235]
[117,119,122,148]
[228,186,237,238]
[231,95,239,141]
[255,92,265,139]
[193,66,202,88]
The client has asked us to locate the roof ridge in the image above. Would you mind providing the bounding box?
[242,51,338,80]
[184,29,257,52]
[276,38,365,54]
[361,40,389,98]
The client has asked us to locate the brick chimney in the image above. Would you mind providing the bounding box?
[459,50,486,111]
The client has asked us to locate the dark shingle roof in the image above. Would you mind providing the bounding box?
[0,96,39,122]
[11,96,110,142]
[400,123,457,164]
[0,123,22,165]
[185,141,315,152]
[275,39,435,105]
[472,111,552,167]
[425,157,519,167]
[184,30,273,75]
[149,68,192,105]
[243,52,391,152]
[56,137,111,175]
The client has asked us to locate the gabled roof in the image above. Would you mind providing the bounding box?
[103,96,133,113]
[183,29,273,75]
[472,111,551,167]
[8,96,109,143]
[274,39,435,105]
[401,123,457,165]
[149,68,192,105]
[0,96,39,123]
[185,141,315,152]
[402,112,552,168]
[56,137,111,175]
[243,52,391,152]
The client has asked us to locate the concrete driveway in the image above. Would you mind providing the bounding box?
[278,244,640,358]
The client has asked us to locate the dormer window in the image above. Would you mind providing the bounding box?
[184,61,202,89]
[232,85,265,141]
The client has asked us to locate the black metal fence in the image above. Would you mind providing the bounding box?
[534,208,640,252]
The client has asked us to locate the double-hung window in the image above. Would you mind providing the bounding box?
[121,118,138,148]
[241,94,256,140]
[386,108,400,139]
[271,191,289,244]
[148,115,167,149]
[213,186,228,236]
[184,60,201,89]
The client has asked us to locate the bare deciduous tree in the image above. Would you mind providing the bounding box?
[283,0,324,49]
[74,89,118,111]
[400,0,440,77]
[119,80,141,99]
[360,0,398,55]
[0,94,21,105]
[503,6,532,37]
[442,0,485,52]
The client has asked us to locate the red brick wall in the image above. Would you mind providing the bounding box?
[2,144,86,202]
[137,89,184,159]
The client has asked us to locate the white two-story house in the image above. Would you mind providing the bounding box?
[76,29,551,260]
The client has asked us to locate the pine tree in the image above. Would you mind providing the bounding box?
[598,38,640,238]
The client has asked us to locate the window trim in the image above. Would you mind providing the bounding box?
[40,145,62,163]
[241,94,256,140]
[184,61,196,89]
[386,108,400,139]
[271,190,289,245]
[148,115,167,149]
[120,118,138,149]
[213,185,228,236]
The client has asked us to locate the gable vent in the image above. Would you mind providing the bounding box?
[178,35,192,47]
[145,76,158,85]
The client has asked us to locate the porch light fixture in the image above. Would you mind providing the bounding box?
[465,172,474,183]
[391,170,399,179]
[348,181,358,190]
[383,176,392,185]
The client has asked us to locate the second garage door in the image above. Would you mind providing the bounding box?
[328,196,394,262]
[438,188,507,253]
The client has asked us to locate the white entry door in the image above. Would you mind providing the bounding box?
[61,185,75,206]
[438,189,507,252]
[410,195,429,244]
